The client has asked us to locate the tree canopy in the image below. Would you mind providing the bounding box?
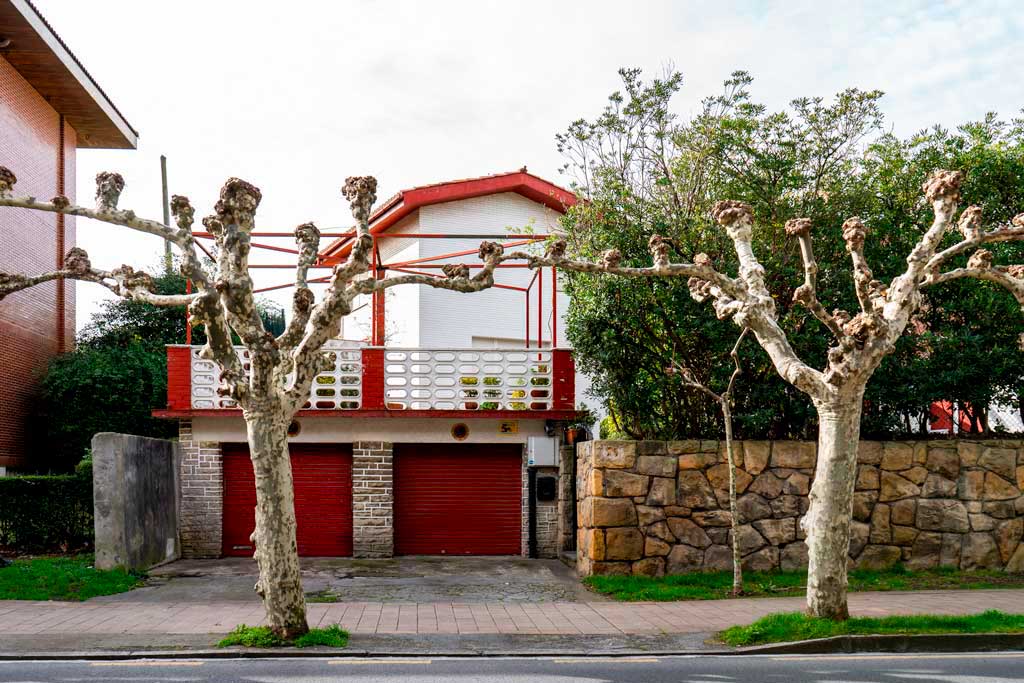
[560,69,1024,440]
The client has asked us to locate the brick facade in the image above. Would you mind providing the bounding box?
[352,441,394,558]
[177,421,223,557]
[0,55,76,470]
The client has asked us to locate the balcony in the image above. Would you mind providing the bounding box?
[159,343,576,419]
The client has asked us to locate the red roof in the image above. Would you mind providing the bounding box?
[320,169,577,261]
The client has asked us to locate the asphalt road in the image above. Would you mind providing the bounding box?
[3,653,1024,682]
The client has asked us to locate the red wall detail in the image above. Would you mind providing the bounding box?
[361,348,385,410]
[166,347,192,411]
[552,349,575,411]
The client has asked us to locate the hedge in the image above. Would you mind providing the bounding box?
[0,474,93,551]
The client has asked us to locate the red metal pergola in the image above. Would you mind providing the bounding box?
[185,229,560,349]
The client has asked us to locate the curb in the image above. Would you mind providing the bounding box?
[1,633,1023,660]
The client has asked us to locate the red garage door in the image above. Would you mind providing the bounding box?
[394,443,522,555]
[222,444,353,557]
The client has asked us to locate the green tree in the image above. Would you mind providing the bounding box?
[560,69,1024,439]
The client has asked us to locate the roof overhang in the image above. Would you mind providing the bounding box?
[0,0,138,148]
[321,170,577,262]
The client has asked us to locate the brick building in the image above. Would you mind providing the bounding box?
[0,0,137,472]
[159,172,584,559]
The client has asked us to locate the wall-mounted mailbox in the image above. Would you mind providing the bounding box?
[527,436,557,467]
[536,476,557,502]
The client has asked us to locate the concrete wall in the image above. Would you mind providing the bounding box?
[92,433,180,571]
[577,439,1024,577]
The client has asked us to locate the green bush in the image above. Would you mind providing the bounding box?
[0,473,93,551]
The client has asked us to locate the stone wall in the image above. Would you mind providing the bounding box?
[92,433,180,571]
[577,439,1024,577]
[352,441,393,558]
[178,420,223,558]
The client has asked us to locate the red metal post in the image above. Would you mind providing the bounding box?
[185,280,192,344]
[537,264,543,349]
[551,266,557,348]
[525,289,530,348]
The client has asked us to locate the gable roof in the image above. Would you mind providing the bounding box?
[0,0,137,148]
[321,169,577,261]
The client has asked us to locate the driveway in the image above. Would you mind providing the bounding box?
[94,556,602,604]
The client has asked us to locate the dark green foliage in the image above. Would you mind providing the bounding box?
[0,554,141,601]
[719,609,1024,646]
[585,565,1024,602]
[0,473,93,551]
[559,69,1024,439]
[218,624,349,648]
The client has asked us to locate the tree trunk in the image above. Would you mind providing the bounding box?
[246,411,309,638]
[802,393,864,620]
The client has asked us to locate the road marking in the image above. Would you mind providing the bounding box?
[91,661,203,667]
[553,657,660,664]
[773,653,1024,662]
[329,659,432,665]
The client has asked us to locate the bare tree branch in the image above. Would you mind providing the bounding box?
[786,218,845,339]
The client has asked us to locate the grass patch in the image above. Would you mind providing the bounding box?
[0,554,142,601]
[218,624,349,649]
[719,609,1024,646]
[305,589,341,603]
[585,564,1024,602]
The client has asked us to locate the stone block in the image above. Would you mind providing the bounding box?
[736,524,767,555]
[880,471,920,502]
[668,517,711,548]
[771,442,816,469]
[961,532,1000,570]
[585,530,606,561]
[1018,466,1024,491]
[636,441,668,456]
[996,518,1023,563]
[922,474,957,499]
[940,533,962,567]
[970,513,996,531]
[603,470,649,498]
[916,499,969,533]
[592,441,637,469]
[706,463,753,494]
[869,504,891,543]
[856,544,902,569]
[891,499,916,526]
[744,441,771,475]
[666,543,704,573]
[646,520,676,542]
[646,477,676,506]
[771,495,806,518]
[692,510,733,527]
[605,527,644,561]
[632,557,666,577]
[903,466,929,485]
[893,526,918,546]
[737,493,773,523]
[980,447,1017,481]
[858,441,884,465]
[667,440,701,456]
[780,541,809,570]
[881,442,914,471]
[749,471,785,498]
[590,561,632,576]
[959,470,985,500]
[636,455,676,478]
[958,441,982,467]
[703,544,733,571]
[590,498,638,528]
[644,536,671,557]
[852,491,878,522]
[907,532,942,570]
[849,521,870,558]
[984,472,1020,501]
[677,471,718,510]
[926,447,960,479]
[677,453,717,470]
[753,517,796,545]
[742,546,779,571]
[783,472,811,495]
[588,470,604,497]
[856,465,880,491]
[665,505,692,517]
[707,527,729,545]
[636,505,666,527]
[1007,544,1024,573]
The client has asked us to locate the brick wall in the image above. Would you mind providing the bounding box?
[578,439,1024,577]
[352,441,393,558]
[0,55,76,470]
[178,420,223,557]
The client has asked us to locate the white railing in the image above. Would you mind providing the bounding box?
[189,341,362,410]
[382,349,552,411]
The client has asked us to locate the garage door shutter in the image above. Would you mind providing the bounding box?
[222,444,353,557]
[394,443,522,555]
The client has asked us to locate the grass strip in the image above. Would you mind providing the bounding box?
[719,609,1024,646]
[0,555,142,601]
[218,624,349,648]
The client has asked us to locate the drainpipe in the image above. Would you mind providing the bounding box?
[527,467,537,559]
[56,114,66,353]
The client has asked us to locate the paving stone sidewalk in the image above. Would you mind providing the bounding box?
[3,589,1024,637]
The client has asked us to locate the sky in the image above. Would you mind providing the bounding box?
[28,0,1024,330]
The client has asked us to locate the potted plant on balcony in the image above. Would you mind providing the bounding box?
[565,403,596,445]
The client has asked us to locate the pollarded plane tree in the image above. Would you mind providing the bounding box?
[523,170,1024,620]
[0,166,515,638]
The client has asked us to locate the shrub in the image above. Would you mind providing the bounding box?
[0,472,93,551]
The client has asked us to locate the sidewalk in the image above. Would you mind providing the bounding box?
[4,588,1024,638]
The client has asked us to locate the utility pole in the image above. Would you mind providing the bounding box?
[160,154,172,273]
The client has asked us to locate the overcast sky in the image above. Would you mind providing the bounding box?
[32,0,1024,330]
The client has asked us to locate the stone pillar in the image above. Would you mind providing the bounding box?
[352,441,393,558]
[177,420,223,558]
[558,444,576,552]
